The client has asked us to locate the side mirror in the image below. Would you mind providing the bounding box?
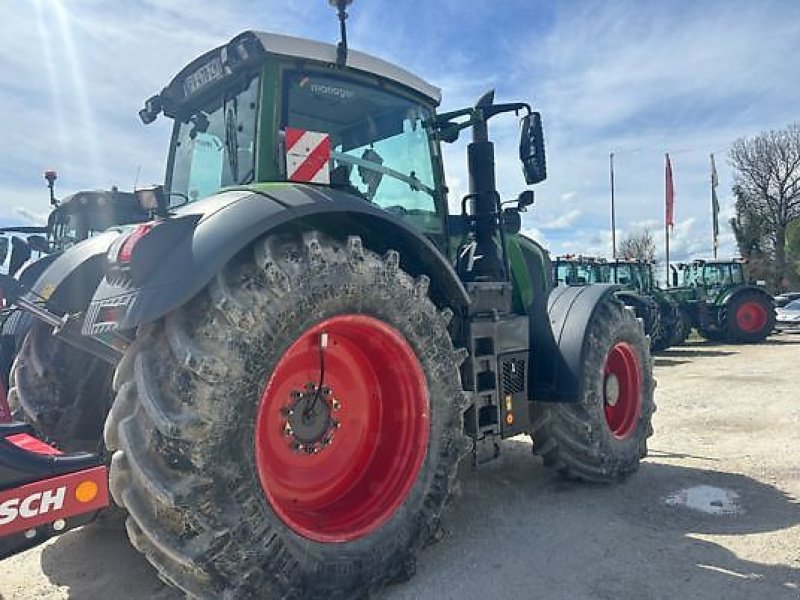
[26,235,51,254]
[139,95,163,125]
[517,190,534,211]
[519,112,546,185]
[135,185,169,217]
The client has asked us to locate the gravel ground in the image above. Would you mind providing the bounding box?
[1,334,798,600]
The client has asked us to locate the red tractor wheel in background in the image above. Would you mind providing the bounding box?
[531,298,655,482]
[724,290,776,343]
[104,231,468,599]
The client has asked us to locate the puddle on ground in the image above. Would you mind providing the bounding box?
[664,485,743,515]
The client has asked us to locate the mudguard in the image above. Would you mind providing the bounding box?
[29,230,123,315]
[530,283,621,403]
[85,183,470,334]
[720,284,774,308]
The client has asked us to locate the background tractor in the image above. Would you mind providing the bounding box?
[665,258,776,343]
[606,259,687,351]
[1,180,148,444]
[9,5,655,597]
[553,255,663,349]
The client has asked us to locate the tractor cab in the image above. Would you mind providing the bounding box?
[553,255,609,285]
[141,32,449,246]
[679,259,746,293]
[608,259,655,294]
[45,190,149,253]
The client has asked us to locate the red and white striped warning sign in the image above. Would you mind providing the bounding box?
[285,127,331,184]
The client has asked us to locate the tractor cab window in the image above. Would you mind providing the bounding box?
[282,71,440,233]
[169,75,260,203]
[702,263,741,286]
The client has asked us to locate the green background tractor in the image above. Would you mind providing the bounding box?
[606,259,687,351]
[11,12,655,598]
[665,259,776,343]
[553,255,665,349]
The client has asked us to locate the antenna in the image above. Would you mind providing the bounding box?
[43,170,58,206]
[133,165,141,191]
[328,0,353,66]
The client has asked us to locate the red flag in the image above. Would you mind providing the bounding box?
[665,153,675,228]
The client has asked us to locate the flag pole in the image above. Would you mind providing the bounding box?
[710,153,719,259]
[665,153,672,287]
[610,152,617,258]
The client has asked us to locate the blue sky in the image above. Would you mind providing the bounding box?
[2,0,800,266]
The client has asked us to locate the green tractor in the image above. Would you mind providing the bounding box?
[552,254,608,285]
[606,259,687,351]
[9,5,655,597]
[553,255,663,349]
[665,258,776,343]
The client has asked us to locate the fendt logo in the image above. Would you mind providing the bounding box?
[0,486,66,526]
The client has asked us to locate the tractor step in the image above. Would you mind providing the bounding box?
[461,282,530,465]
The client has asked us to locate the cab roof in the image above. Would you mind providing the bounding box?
[250,31,441,104]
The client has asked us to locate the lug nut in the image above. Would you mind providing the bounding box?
[331,399,341,411]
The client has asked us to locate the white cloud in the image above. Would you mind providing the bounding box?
[542,208,582,230]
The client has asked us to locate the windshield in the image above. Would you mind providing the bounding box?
[282,70,440,229]
[169,74,260,203]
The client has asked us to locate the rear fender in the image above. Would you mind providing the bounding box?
[721,285,774,308]
[29,231,122,314]
[530,284,621,403]
[85,185,469,333]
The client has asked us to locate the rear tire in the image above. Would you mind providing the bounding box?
[669,305,692,347]
[650,299,676,352]
[531,296,655,482]
[9,319,113,452]
[724,291,776,343]
[105,231,468,599]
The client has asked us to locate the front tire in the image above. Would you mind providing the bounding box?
[105,231,468,598]
[531,297,655,482]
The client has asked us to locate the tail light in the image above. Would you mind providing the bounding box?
[116,223,157,264]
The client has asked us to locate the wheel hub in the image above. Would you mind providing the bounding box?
[283,384,340,453]
[604,373,620,407]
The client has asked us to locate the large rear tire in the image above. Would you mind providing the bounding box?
[724,290,776,343]
[8,319,113,452]
[105,231,468,598]
[531,297,655,482]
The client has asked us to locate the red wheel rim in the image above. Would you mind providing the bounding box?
[603,342,642,439]
[254,314,429,543]
[735,301,767,333]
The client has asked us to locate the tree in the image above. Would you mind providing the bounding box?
[729,124,800,289]
[619,228,656,262]
[729,184,772,285]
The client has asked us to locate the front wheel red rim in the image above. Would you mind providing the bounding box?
[603,342,642,439]
[735,301,768,333]
[254,314,430,543]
